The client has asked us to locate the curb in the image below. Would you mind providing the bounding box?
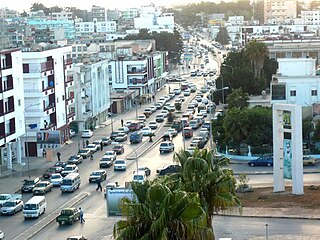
[215,212,320,220]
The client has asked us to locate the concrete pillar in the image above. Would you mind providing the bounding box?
[7,142,12,170]
[16,138,22,164]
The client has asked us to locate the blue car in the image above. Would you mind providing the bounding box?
[248,157,273,167]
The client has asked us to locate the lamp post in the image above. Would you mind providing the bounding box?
[222,63,234,74]
[265,224,269,240]
[24,103,41,179]
[112,142,138,173]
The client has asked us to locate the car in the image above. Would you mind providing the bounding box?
[248,157,273,167]
[124,120,133,128]
[33,181,53,195]
[149,121,158,129]
[163,95,171,102]
[303,156,317,166]
[101,137,111,146]
[156,165,181,176]
[183,127,193,138]
[67,155,83,165]
[50,173,63,186]
[21,178,41,193]
[114,159,127,171]
[128,121,142,131]
[169,93,175,99]
[173,88,181,95]
[187,146,197,154]
[167,128,178,137]
[155,114,165,122]
[92,140,103,150]
[137,166,151,176]
[0,199,24,215]
[191,137,207,149]
[189,120,200,129]
[138,120,146,128]
[110,131,121,140]
[167,105,175,112]
[43,166,63,178]
[202,98,209,105]
[137,114,146,122]
[190,85,197,92]
[163,102,171,111]
[202,121,211,130]
[199,109,207,117]
[66,236,87,240]
[111,145,124,155]
[56,208,80,225]
[160,110,169,117]
[118,126,130,134]
[89,170,107,183]
[114,132,128,142]
[0,230,4,240]
[159,141,175,153]
[198,130,209,140]
[132,170,147,183]
[140,127,153,136]
[61,164,79,177]
[78,149,91,159]
[162,132,173,142]
[191,100,198,107]
[104,150,117,160]
[183,89,191,96]
[70,129,76,138]
[87,144,98,153]
[143,108,152,117]
[81,129,93,138]
[178,96,185,102]
[155,103,163,110]
[149,105,157,112]
[100,156,115,168]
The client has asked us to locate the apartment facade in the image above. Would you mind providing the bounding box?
[21,45,73,157]
[301,10,320,25]
[0,48,25,169]
[264,0,297,24]
[91,5,107,22]
[75,21,117,35]
[50,11,73,21]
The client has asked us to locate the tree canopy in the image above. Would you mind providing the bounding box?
[215,26,231,45]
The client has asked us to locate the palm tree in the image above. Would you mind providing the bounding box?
[245,40,268,78]
[173,148,241,229]
[113,180,214,240]
[226,88,249,110]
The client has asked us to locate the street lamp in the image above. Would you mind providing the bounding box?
[265,224,269,240]
[222,64,234,74]
[111,142,139,173]
[215,86,229,105]
[24,103,41,178]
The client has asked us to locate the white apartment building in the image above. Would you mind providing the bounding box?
[51,11,73,21]
[121,8,139,19]
[271,58,320,107]
[75,20,117,34]
[72,59,111,131]
[22,44,73,157]
[227,16,244,26]
[0,8,19,19]
[134,13,174,32]
[301,10,320,25]
[264,0,297,24]
[0,49,25,169]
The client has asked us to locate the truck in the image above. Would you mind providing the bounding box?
[0,194,21,207]
[56,208,80,225]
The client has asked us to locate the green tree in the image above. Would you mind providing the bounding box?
[313,120,320,141]
[303,116,313,142]
[215,26,231,46]
[173,149,241,228]
[114,181,213,239]
[226,88,249,109]
[253,0,264,23]
[245,40,269,78]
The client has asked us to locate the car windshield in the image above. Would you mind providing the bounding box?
[62,179,73,185]
[64,167,74,171]
[0,196,7,200]
[24,180,35,185]
[115,160,125,164]
[160,143,168,147]
[24,204,36,210]
[61,210,73,215]
[79,150,87,153]
[91,172,102,176]
[133,175,144,180]
[3,201,16,207]
[51,175,61,179]
[102,157,111,161]
[46,168,55,172]
[113,146,121,149]
[69,156,77,160]
[105,152,113,155]
[37,183,47,187]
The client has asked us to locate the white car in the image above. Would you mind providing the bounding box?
[0,230,4,240]
[118,127,130,134]
[202,98,209,105]
[114,132,128,142]
[137,115,146,122]
[132,170,147,183]
[173,88,181,95]
[124,121,133,128]
[114,159,127,171]
[0,200,24,215]
[155,114,165,122]
[187,146,196,154]
[81,129,93,138]
[61,164,79,177]
[50,173,63,186]
[183,89,191,96]
[161,110,169,117]
[167,105,175,112]
[104,151,116,161]
[149,121,158,129]
[140,127,153,136]
[87,144,98,153]
[167,128,178,137]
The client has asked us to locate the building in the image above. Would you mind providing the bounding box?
[264,0,297,24]
[0,8,19,19]
[301,10,320,25]
[227,16,245,26]
[72,58,111,131]
[75,20,117,35]
[50,11,73,21]
[91,5,106,22]
[21,44,73,157]
[121,8,139,19]
[271,58,320,110]
[134,13,174,33]
[0,48,25,169]
[106,9,120,21]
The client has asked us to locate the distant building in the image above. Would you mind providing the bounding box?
[0,8,19,19]
[50,11,73,21]
[107,9,120,21]
[121,8,139,20]
[301,10,320,25]
[75,20,117,35]
[91,5,107,22]
[264,0,297,24]
[227,16,244,26]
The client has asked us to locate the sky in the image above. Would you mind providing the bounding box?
[0,0,218,12]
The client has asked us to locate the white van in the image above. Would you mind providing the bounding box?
[132,170,147,183]
[60,173,81,193]
[23,196,46,219]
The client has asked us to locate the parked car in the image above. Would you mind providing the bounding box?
[0,194,21,208]
[118,127,130,134]
[50,173,63,187]
[143,108,152,118]
[67,155,83,165]
[61,164,79,177]
[303,156,317,166]
[149,121,158,130]
[43,166,63,179]
[0,199,24,215]
[56,208,80,225]
[137,166,151,176]
[78,149,91,159]
[87,144,98,153]
[100,156,115,168]
[114,132,127,142]
[114,159,127,171]
[156,165,181,176]
[159,141,175,153]
[81,130,93,138]
[21,178,41,193]
[32,181,53,195]
[89,170,107,183]
[101,137,111,146]
[140,127,153,136]
[112,145,125,154]
[248,157,273,167]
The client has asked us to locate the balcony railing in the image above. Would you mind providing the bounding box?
[65,76,74,83]
[127,67,147,74]
[44,103,55,112]
[129,79,148,85]
[64,58,72,65]
[42,84,54,92]
[40,122,55,130]
[67,111,76,118]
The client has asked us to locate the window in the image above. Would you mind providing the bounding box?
[23,64,29,73]
[18,99,21,106]
[72,46,76,52]
[290,90,296,96]
[312,90,317,96]
[272,84,286,100]
[62,95,65,101]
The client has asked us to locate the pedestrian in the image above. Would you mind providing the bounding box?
[42,149,46,157]
[121,119,124,127]
[96,178,102,191]
[79,207,85,223]
[152,95,155,102]
[56,152,61,161]
[100,141,103,151]
[86,140,89,147]
[82,140,85,148]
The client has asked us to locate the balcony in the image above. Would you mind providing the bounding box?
[44,104,55,115]
[128,78,148,86]
[64,58,72,65]
[65,75,74,83]
[66,94,75,105]
[40,122,55,131]
[67,111,76,119]
[127,67,147,74]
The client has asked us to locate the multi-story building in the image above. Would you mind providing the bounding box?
[91,5,106,22]
[227,16,245,26]
[33,28,65,43]
[72,58,111,131]
[121,8,139,19]
[264,0,297,24]
[21,44,73,157]
[301,10,320,25]
[134,12,174,33]
[0,48,25,169]
[107,9,120,21]
[0,8,19,19]
[50,11,73,21]
[75,20,117,35]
